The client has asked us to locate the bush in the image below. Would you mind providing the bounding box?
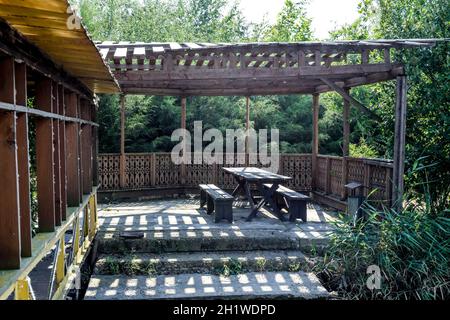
[316,163,450,300]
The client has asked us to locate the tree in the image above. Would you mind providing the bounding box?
[265,0,313,42]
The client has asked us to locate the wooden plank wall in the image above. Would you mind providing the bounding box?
[0,55,98,269]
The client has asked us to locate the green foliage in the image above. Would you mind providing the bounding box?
[265,0,313,42]
[316,164,450,299]
[350,138,379,158]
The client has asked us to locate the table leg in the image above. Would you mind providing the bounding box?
[244,182,255,208]
[246,182,283,221]
[231,176,246,197]
[259,183,286,221]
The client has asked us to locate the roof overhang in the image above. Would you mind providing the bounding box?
[0,0,119,94]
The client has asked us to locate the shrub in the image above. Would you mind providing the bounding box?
[316,163,450,300]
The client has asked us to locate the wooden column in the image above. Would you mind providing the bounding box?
[311,94,320,189]
[0,56,21,269]
[35,76,55,232]
[245,96,250,166]
[52,82,62,226]
[58,85,67,220]
[342,89,350,199]
[180,97,187,185]
[81,99,92,194]
[343,89,350,157]
[77,96,83,199]
[65,92,81,207]
[119,94,126,188]
[15,62,32,257]
[92,105,99,187]
[392,75,407,210]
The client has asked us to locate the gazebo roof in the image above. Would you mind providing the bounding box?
[97,39,439,96]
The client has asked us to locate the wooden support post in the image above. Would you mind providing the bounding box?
[119,94,126,188]
[342,89,350,199]
[81,99,92,194]
[52,82,62,226]
[311,94,319,189]
[91,103,98,187]
[245,96,250,166]
[92,125,98,187]
[392,75,407,210]
[180,97,187,185]
[65,92,81,207]
[343,89,350,157]
[15,62,32,257]
[58,86,67,220]
[77,96,83,199]
[0,56,21,269]
[35,76,55,232]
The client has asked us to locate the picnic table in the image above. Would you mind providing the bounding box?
[223,167,292,221]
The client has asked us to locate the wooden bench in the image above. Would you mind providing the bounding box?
[199,184,234,223]
[264,184,310,222]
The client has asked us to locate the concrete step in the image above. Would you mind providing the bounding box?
[96,226,330,254]
[94,250,315,276]
[85,271,331,300]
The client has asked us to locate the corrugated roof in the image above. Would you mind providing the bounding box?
[0,0,119,94]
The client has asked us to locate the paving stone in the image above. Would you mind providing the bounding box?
[85,271,331,300]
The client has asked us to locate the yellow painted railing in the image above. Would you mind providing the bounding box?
[0,188,99,300]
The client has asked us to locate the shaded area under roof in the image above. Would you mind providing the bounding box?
[97,39,442,96]
[0,0,119,94]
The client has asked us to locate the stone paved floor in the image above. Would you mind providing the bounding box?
[86,199,338,300]
[85,271,330,300]
[97,199,338,240]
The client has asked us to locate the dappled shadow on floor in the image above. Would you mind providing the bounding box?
[85,271,329,300]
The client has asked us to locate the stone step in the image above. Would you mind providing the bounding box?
[96,227,330,254]
[94,250,315,276]
[85,271,331,300]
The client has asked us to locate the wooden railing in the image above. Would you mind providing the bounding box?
[98,153,393,208]
[98,153,313,192]
[315,155,393,206]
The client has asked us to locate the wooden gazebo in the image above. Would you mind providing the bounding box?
[0,0,442,300]
[96,40,437,209]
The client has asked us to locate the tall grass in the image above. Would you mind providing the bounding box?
[316,160,450,300]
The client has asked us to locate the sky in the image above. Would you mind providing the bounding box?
[238,0,361,39]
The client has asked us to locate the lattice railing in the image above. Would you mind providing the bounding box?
[97,153,392,205]
[315,155,393,206]
[97,153,312,191]
[98,153,120,190]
